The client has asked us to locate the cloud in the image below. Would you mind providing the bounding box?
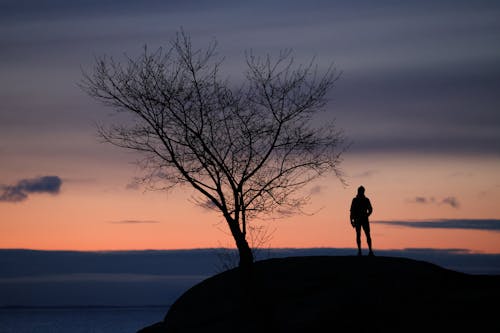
[409,196,460,209]
[125,182,141,191]
[309,185,325,196]
[0,176,62,203]
[373,219,500,232]
[108,220,161,224]
[441,197,459,208]
[413,196,431,204]
[352,170,379,179]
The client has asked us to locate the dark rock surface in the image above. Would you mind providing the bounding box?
[139,256,500,332]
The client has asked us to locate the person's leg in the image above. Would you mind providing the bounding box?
[355,225,362,255]
[363,223,374,255]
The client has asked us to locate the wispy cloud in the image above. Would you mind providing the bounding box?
[373,219,500,231]
[413,197,430,204]
[108,220,161,224]
[309,185,325,196]
[125,182,141,191]
[0,176,62,203]
[441,197,459,208]
[352,170,379,178]
[408,196,460,209]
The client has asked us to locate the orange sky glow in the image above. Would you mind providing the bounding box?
[1,153,498,253]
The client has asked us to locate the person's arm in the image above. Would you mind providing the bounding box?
[350,199,356,227]
[367,199,373,217]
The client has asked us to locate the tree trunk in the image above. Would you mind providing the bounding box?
[236,235,253,269]
[226,217,254,269]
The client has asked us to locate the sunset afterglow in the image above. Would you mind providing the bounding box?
[1,1,499,254]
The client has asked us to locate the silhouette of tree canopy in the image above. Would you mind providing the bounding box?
[81,31,345,268]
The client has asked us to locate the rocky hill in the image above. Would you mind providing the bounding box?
[139,256,500,332]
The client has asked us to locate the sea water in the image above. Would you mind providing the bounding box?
[0,307,167,333]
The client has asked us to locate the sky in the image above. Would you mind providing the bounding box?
[1,0,499,253]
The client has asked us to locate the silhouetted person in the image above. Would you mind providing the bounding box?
[350,186,374,256]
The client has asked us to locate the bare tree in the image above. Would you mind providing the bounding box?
[81,31,345,269]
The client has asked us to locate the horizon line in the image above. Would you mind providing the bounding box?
[1,247,499,255]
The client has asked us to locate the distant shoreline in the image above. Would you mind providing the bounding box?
[1,248,499,308]
[1,247,499,274]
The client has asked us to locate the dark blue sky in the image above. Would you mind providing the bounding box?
[1,0,499,156]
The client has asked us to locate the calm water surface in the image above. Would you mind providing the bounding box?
[0,307,167,333]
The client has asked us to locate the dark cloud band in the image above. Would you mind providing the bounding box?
[373,219,500,231]
[0,176,62,203]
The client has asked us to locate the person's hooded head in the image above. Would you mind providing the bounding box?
[357,186,365,196]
